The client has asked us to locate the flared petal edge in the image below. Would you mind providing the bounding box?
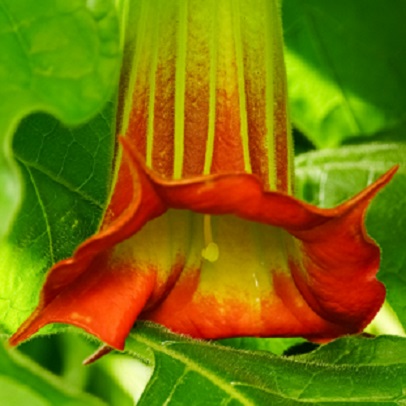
[9,139,398,349]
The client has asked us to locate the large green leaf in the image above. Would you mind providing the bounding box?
[295,143,406,331]
[0,339,107,406]
[0,0,120,237]
[283,0,406,147]
[0,104,116,334]
[126,322,406,404]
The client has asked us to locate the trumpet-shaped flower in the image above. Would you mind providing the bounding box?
[11,0,396,350]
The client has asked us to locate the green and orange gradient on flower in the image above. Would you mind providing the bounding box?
[10,0,396,351]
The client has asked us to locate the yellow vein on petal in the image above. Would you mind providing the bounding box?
[146,1,160,169]
[265,0,277,190]
[273,0,293,194]
[204,0,218,175]
[174,0,187,179]
[231,0,251,174]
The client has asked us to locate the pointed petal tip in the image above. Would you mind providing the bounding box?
[369,164,398,194]
[9,310,42,347]
[9,308,127,351]
[8,333,24,348]
[83,345,114,365]
[357,164,398,206]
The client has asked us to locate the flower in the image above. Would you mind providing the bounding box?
[10,0,396,350]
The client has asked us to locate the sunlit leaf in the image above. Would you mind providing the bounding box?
[283,0,406,147]
[0,0,120,236]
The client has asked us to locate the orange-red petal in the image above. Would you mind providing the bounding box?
[10,140,397,349]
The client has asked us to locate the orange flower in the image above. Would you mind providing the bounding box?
[11,0,395,350]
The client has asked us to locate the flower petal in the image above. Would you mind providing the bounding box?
[10,140,397,349]
[10,146,166,349]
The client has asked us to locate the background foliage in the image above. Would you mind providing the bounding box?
[1,0,405,404]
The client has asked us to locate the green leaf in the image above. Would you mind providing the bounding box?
[0,339,107,406]
[20,332,139,406]
[218,336,306,356]
[283,0,406,147]
[127,322,406,404]
[0,104,116,334]
[0,0,120,237]
[295,143,406,332]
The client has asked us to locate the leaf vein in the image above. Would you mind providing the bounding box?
[25,166,55,264]
[134,335,256,406]
[15,155,104,209]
